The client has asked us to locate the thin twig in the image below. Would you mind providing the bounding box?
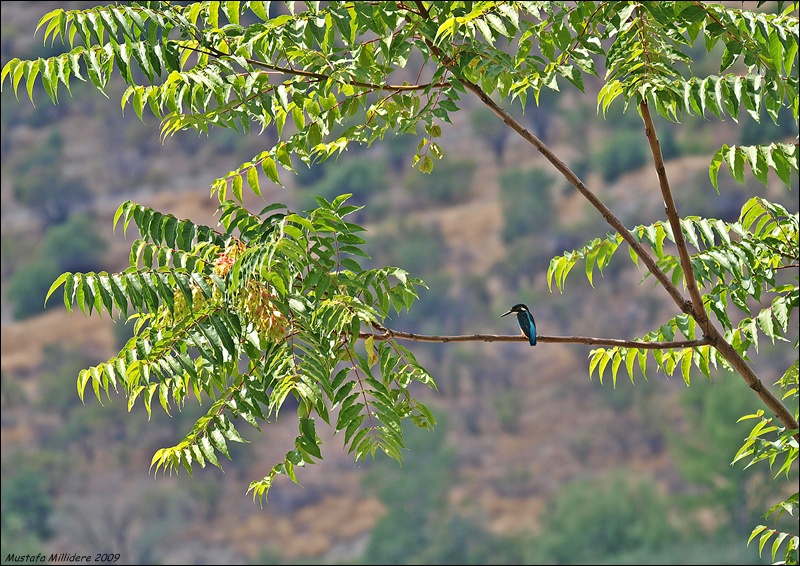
[189,43,449,93]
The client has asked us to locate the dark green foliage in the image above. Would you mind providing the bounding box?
[658,121,680,161]
[5,213,107,319]
[0,465,54,540]
[405,159,477,205]
[293,159,328,187]
[587,108,679,183]
[36,345,100,418]
[470,106,511,164]
[591,128,650,182]
[298,155,388,216]
[40,213,108,274]
[587,535,771,564]
[360,416,526,565]
[360,421,453,564]
[494,236,559,285]
[385,133,418,174]
[499,167,555,243]
[0,73,75,130]
[5,257,61,319]
[367,221,445,275]
[10,129,91,226]
[740,106,797,146]
[522,86,560,143]
[253,547,286,565]
[673,169,748,222]
[670,372,789,535]
[591,371,653,412]
[529,472,677,564]
[490,389,525,433]
[0,513,47,565]
[364,512,525,565]
[365,221,457,332]
[362,414,453,511]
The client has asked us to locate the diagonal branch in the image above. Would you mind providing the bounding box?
[410,0,798,440]
[639,101,708,322]
[410,3,692,316]
[638,100,799,439]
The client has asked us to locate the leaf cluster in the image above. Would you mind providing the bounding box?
[2,2,797,189]
[549,196,798,387]
[46,194,435,504]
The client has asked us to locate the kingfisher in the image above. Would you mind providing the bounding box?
[500,303,537,346]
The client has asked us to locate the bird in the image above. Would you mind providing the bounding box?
[500,303,537,346]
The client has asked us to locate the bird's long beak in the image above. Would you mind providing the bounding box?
[499,310,513,318]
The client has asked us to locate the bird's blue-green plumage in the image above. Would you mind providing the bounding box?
[500,303,537,346]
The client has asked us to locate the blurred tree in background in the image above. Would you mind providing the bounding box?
[360,416,526,565]
[6,213,107,319]
[10,129,92,226]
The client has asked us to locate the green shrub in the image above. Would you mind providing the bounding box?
[499,167,555,242]
[491,389,525,433]
[405,158,476,205]
[470,106,511,164]
[0,516,46,565]
[669,372,790,536]
[41,213,108,273]
[299,154,388,212]
[385,132,418,174]
[589,536,771,565]
[6,214,108,319]
[739,106,797,145]
[367,220,445,275]
[5,258,61,319]
[11,130,92,226]
[0,465,54,540]
[292,156,328,187]
[658,121,680,161]
[360,415,525,565]
[529,471,677,564]
[36,345,101,418]
[365,221,456,331]
[591,129,649,182]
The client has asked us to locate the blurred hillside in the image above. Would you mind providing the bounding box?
[1,3,797,565]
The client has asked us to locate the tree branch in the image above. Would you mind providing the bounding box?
[639,100,799,440]
[360,327,712,349]
[188,43,449,93]
[411,5,692,318]
[639,102,708,323]
[409,0,798,440]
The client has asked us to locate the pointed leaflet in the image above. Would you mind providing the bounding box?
[199,434,223,469]
[45,272,72,308]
